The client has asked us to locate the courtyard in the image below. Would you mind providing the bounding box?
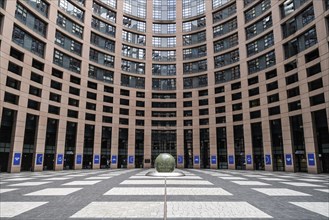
[0,169,328,219]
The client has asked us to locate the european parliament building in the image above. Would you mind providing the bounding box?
[0,0,328,174]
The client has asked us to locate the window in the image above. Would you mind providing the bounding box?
[245,0,270,23]
[213,18,237,38]
[268,106,280,115]
[308,79,323,91]
[248,51,276,74]
[91,32,115,52]
[268,94,279,103]
[250,99,260,108]
[284,60,297,72]
[213,3,236,23]
[89,65,114,84]
[182,0,205,19]
[123,16,145,32]
[122,44,146,59]
[307,63,321,77]
[266,81,278,91]
[91,16,115,37]
[214,50,239,68]
[183,60,207,74]
[68,98,79,106]
[12,26,45,57]
[153,0,176,20]
[288,100,301,111]
[287,87,300,98]
[284,27,317,59]
[31,72,43,84]
[246,15,272,40]
[124,0,146,18]
[310,93,325,106]
[250,110,261,119]
[248,76,258,85]
[213,0,230,9]
[59,0,84,21]
[15,3,47,37]
[286,73,298,85]
[6,77,21,90]
[214,33,238,53]
[280,0,308,18]
[183,17,205,32]
[57,13,84,38]
[24,0,49,17]
[233,114,243,122]
[183,45,207,60]
[266,70,277,79]
[55,31,82,55]
[305,49,319,63]
[247,32,274,57]
[153,23,176,34]
[249,88,259,96]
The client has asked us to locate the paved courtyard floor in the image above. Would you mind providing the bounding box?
[0,169,328,219]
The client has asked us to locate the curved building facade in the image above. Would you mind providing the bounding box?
[0,0,328,173]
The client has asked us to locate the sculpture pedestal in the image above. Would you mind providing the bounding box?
[145,170,185,177]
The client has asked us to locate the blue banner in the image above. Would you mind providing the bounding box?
[128,155,134,164]
[246,155,252,165]
[112,155,117,164]
[265,154,271,165]
[211,155,217,164]
[194,156,200,164]
[308,153,315,166]
[286,154,292,166]
[178,155,183,164]
[36,154,43,165]
[94,155,100,164]
[13,153,21,166]
[57,154,63,165]
[76,154,82,164]
[228,155,234,164]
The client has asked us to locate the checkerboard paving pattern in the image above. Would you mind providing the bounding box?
[0,169,328,219]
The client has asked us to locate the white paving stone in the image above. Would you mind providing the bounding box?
[0,202,48,218]
[252,188,310,196]
[232,181,270,186]
[211,173,233,177]
[25,188,82,196]
[167,187,232,195]
[62,181,101,186]
[166,202,272,218]
[70,202,164,218]
[120,179,213,185]
[120,180,165,185]
[218,176,247,180]
[297,179,328,182]
[259,178,289,181]
[85,176,112,180]
[104,187,164,195]
[129,175,202,179]
[314,189,329,193]
[67,174,89,177]
[9,182,51,186]
[44,177,72,181]
[167,180,213,185]
[279,176,296,179]
[290,202,329,217]
[0,188,19,194]
[281,182,325,187]
[5,178,35,181]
